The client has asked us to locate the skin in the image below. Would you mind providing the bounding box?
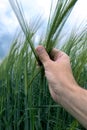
[36,45,87,129]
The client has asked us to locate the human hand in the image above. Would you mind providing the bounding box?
[36,45,77,104]
[36,46,87,128]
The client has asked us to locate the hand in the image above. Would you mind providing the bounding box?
[36,45,77,104]
[36,45,87,128]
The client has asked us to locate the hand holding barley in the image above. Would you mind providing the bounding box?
[36,45,77,103]
[36,45,87,129]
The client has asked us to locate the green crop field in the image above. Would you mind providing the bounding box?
[0,0,87,129]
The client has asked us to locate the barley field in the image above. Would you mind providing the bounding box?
[0,0,87,129]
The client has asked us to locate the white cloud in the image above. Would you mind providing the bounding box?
[0,1,23,34]
[36,0,51,19]
[0,0,9,12]
[68,0,87,26]
[0,0,18,35]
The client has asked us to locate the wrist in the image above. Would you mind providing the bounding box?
[58,82,80,105]
[59,83,83,109]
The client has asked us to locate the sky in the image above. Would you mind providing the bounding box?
[0,0,87,62]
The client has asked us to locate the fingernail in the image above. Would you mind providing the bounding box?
[36,46,44,54]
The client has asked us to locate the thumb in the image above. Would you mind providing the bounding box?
[36,45,50,66]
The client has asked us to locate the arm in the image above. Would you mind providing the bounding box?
[59,82,87,128]
[36,45,87,128]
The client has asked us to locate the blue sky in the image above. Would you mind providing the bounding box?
[0,0,87,62]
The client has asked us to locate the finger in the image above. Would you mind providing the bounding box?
[50,48,60,61]
[36,45,51,67]
[50,48,67,61]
